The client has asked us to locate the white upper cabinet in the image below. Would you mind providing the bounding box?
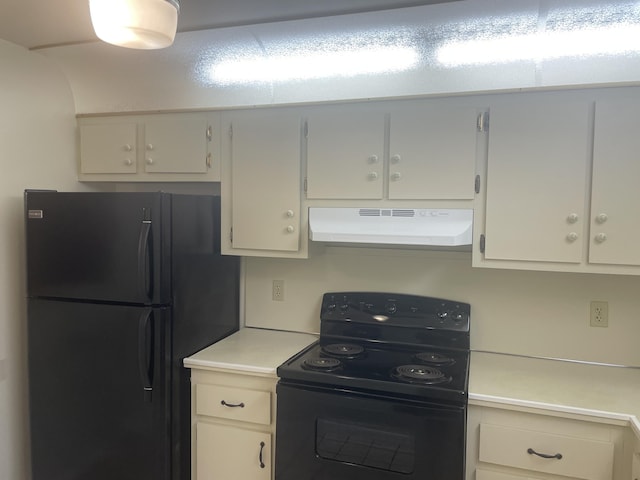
[483,96,590,264]
[78,113,219,182]
[143,116,210,174]
[306,105,385,199]
[476,88,640,275]
[589,98,640,266]
[221,108,306,258]
[388,103,478,200]
[79,122,138,174]
[305,100,481,201]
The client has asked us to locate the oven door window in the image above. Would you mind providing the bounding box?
[316,418,414,473]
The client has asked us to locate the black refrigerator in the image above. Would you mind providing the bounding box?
[24,190,240,480]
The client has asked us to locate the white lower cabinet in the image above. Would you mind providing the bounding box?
[469,405,628,480]
[196,423,270,480]
[191,369,277,480]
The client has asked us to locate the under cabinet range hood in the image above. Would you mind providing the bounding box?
[308,207,473,247]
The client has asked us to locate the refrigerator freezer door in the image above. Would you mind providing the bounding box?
[25,191,170,305]
[28,299,171,480]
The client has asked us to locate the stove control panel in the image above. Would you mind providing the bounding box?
[321,292,470,333]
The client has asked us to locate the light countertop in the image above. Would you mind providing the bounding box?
[469,351,640,436]
[184,329,640,438]
[183,327,317,375]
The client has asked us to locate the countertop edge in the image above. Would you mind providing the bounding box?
[469,392,639,430]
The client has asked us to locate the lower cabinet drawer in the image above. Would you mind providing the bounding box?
[196,384,271,425]
[479,423,614,480]
[476,466,542,480]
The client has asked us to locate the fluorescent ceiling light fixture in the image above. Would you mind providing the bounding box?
[208,45,419,85]
[437,22,640,66]
[89,0,179,49]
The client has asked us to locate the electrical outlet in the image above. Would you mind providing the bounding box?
[272,280,285,301]
[590,301,608,327]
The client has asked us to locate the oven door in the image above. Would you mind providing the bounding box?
[275,381,466,480]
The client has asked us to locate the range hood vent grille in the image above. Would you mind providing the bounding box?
[359,208,416,217]
[309,207,473,247]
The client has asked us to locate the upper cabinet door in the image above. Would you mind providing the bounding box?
[590,98,640,266]
[484,97,590,263]
[306,105,385,199]
[144,115,209,173]
[224,109,302,253]
[388,103,478,200]
[80,122,138,174]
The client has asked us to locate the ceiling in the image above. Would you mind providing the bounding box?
[0,0,460,50]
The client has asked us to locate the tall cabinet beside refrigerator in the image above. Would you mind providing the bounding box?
[25,191,240,480]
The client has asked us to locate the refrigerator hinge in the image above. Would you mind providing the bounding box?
[475,174,481,194]
[477,112,489,132]
[480,234,486,253]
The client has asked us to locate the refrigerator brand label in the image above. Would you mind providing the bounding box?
[28,210,43,219]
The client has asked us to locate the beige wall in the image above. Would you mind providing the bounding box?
[244,247,640,367]
[0,39,86,480]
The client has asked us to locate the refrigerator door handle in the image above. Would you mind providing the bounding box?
[137,216,153,302]
[137,309,154,403]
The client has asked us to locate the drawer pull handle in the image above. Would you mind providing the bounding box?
[221,400,245,408]
[527,448,562,460]
[259,441,266,468]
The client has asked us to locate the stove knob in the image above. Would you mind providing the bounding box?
[438,311,449,319]
[385,303,397,315]
[453,312,465,321]
[327,296,337,312]
[340,296,349,312]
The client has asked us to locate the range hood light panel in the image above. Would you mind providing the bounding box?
[308,208,473,247]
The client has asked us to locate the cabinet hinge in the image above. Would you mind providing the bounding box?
[479,234,486,253]
[206,153,212,168]
[477,112,489,132]
[230,228,233,243]
[206,125,212,141]
[303,120,308,138]
[475,175,481,194]
[304,177,308,193]
[228,124,233,140]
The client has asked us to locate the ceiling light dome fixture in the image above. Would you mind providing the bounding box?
[89,0,179,49]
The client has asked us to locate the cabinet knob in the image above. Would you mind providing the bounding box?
[368,155,379,164]
[566,232,578,243]
[146,157,154,165]
[146,143,154,151]
[566,213,579,224]
[123,144,133,152]
[368,172,378,180]
[124,158,133,166]
[595,213,608,224]
[391,172,402,181]
[286,210,295,218]
[286,225,295,233]
[594,232,607,243]
[391,154,401,164]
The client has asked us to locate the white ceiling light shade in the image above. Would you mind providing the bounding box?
[89,0,179,49]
